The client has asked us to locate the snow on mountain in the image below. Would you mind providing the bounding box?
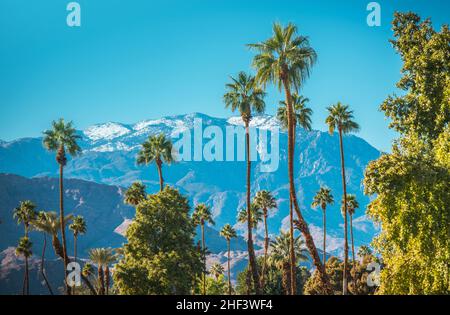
[84,122,132,141]
[227,115,281,130]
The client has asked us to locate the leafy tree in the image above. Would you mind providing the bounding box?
[210,263,225,280]
[248,23,331,293]
[224,71,266,293]
[312,187,334,270]
[192,203,215,295]
[220,224,237,295]
[253,190,277,289]
[325,102,359,294]
[43,119,81,294]
[114,187,202,294]
[15,236,32,295]
[364,12,449,294]
[357,246,372,259]
[124,181,147,206]
[137,134,174,191]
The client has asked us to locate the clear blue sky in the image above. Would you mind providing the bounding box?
[0,0,448,151]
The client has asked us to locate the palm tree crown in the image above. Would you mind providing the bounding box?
[253,190,277,215]
[342,194,359,216]
[69,216,87,238]
[248,22,317,91]
[238,204,263,228]
[16,236,32,258]
[269,232,308,266]
[210,263,225,280]
[277,94,313,131]
[33,212,73,236]
[43,118,81,165]
[312,187,334,210]
[124,181,147,206]
[220,224,237,241]
[137,134,174,166]
[223,71,266,124]
[13,200,37,233]
[325,102,360,135]
[192,204,215,226]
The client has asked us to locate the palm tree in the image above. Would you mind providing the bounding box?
[253,190,277,289]
[268,232,308,295]
[224,71,266,293]
[43,119,81,294]
[69,215,87,293]
[277,93,312,294]
[15,236,32,295]
[248,23,332,293]
[124,181,147,206]
[326,102,359,295]
[13,200,37,295]
[136,134,174,192]
[237,204,263,231]
[33,212,54,295]
[89,248,116,295]
[220,224,237,295]
[32,212,96,295]
[13,200,37,236]
[357,245,372,260]
[312,187,334,270]
[192,203,215,295]
[210,263,225,280]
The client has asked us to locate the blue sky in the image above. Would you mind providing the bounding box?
[0,0,448,151]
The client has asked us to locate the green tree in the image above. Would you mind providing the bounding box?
[224,71,266,293]
[43,119,81,294]
[312,187,334,270]
[137,134,174,192]
[253,190,277,289]
[33,212,54,295]
[357,246,372,260]
[343,195,359,269]
[249,23,331,293]
[364,12,449,294]
[15,236,32,295]
[192,203,215,295]
[124,181,147,206]
[114,187,202,294]
[268,232,308,295]
[325,102,359,295]
[220,224,237,295]
[69,215,86,294]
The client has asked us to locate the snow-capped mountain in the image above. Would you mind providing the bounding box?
[0,113,381,258]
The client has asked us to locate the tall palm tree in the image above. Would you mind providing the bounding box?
[312,187,334,270]
[137,134,174,192]
[237,204,263,231]
[89,248,116,295]
[43,119,81,294]
[124,181,147,206]
[253,190,277,289]
[69,215,86,294]
[15,236,32,295]
[210,263,225,280]
[248,23,332,293]
[220,224,237,295]
[326,102,359,295]
[13,200,37,295]
[192,203,215,295]
[224,71,266,293]
[268,232,308,295]
[277,93,312,294]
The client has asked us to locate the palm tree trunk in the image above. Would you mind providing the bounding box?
[59,163,71,295]
[105,266,110,295]
[245,122,260,294]
[282,79,332,294]
[323,206,327,271]
[350,214,356,290]
[98,266,105,295]
[227,240,232,295]
[201,223,206,295]
[73,235,77,294]
[338,128,349,295]
[282,261,291,295]
[260,212,269,290]
[23,256,29,295]
[289,197,296,295]
[41,235,54,295]
[156,160,164,191]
